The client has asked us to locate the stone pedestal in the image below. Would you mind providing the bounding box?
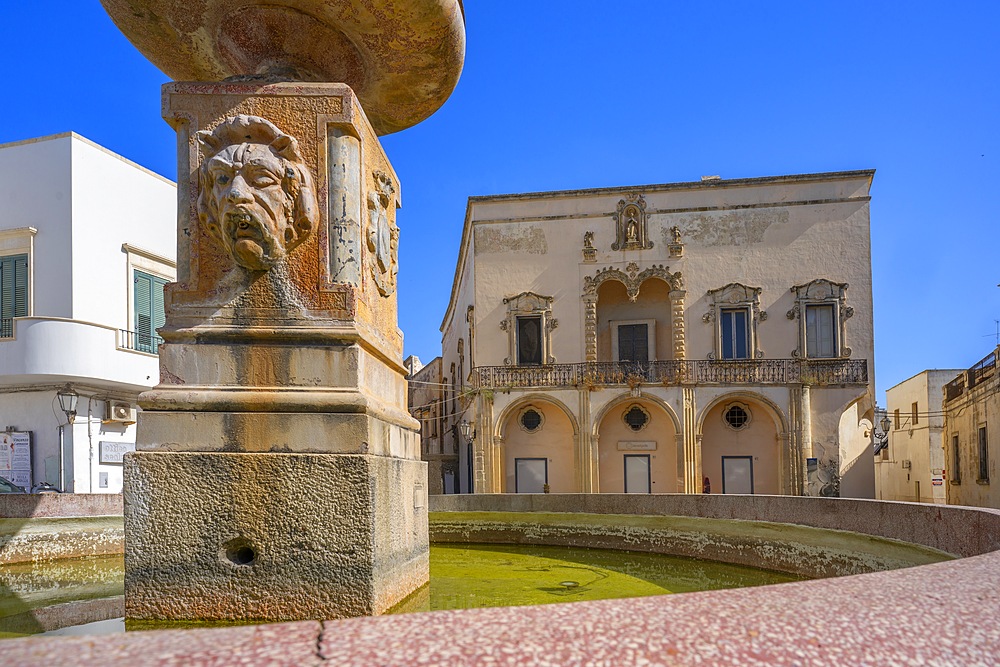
[124,82,426,621]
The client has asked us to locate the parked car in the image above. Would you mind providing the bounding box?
[0,476,27,493]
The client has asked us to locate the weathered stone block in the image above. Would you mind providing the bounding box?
[124,451,427,621]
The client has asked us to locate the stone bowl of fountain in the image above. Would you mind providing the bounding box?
[99,0,466,134]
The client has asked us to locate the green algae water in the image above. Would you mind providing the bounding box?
[390,543,802,615]
[1,545,799,637]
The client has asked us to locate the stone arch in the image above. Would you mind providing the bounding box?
[698,391,788,495]
[494,394,581,493]
[593,391,681,493]
[583,265,686,362]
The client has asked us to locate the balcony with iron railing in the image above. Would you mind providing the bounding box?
[944,348,998,403]
[472,358,869,390]
[118,329,164,354]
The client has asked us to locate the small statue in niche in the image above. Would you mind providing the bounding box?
[197,115,318,272]
[583,230,594,249]
[625,211,639,244]
[671,226,682,244]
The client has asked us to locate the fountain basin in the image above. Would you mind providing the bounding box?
[3,493,999,664]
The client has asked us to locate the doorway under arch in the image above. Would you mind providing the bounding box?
[595,396,678,493]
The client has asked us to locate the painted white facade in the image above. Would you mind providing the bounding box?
[439,171,876,498]
[877,369,960,503]
[0,133,176,493]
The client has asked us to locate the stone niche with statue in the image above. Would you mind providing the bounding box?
[99,0,465,622]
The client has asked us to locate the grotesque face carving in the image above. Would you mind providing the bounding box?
[197,116,317,271]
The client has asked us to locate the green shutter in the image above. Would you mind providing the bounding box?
[134,270,168,352]
[0,254,28,337]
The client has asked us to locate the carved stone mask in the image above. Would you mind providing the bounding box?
[197,115,318,271]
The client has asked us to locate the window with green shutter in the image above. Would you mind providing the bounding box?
[134,270,167,352]
[0,254,28,338]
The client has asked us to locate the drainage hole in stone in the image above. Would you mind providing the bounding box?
[223,541,257,566]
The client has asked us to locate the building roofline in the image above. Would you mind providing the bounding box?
[441,169,875,332]
[886,368,967,393]
[466,169,876,205]
[0,131,176,188]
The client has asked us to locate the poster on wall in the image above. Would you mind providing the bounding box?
[0,432,32,488]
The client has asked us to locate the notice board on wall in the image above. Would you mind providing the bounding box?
[0,431,32,488]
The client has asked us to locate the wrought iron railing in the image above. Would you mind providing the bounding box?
[119,329,164,353]
[0,318,12,339]
[472,358,868,389]
[967,350,996,390]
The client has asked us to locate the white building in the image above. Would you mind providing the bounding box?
[0,133,175,494]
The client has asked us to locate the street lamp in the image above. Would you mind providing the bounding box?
[459,419,472,442]
[872,410,891,456]
[57,385,78,425]
[55,385,78,493]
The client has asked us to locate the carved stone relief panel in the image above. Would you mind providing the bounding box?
[703,282,767,360]
[366,170,399,297]
[611,194,653,251]
[196,115,318,273]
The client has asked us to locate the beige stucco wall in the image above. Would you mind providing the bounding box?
[438,172,875,497]
[943,352,1000,509]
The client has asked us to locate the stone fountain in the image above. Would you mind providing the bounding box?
[99,0,465,621]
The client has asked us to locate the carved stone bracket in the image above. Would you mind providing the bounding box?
[611,194,653,251]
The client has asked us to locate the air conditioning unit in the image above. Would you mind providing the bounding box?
[104,401,137,424]
[901,460,912,469]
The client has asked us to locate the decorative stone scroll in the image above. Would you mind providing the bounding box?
[196,115,318,272]
[612,194,653,251]
[367,170,399,296]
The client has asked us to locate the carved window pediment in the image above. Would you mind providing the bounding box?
[787,279,853,359]
[500,291,557,365]
[703,283,766,360]
[583,264,682,301]
[612,194,653,251]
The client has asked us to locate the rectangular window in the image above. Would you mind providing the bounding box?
[720,308,750,359]
[516,316,543,365]
[133,270,168,353]
[894,409,900,430]
[912,402,919,426]
[805,304,836,358]
[0,254,28,338]
[617,323,649,363]
[979,426,989,482]
[952,434,961,483]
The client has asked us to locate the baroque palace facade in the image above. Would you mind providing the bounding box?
[437,171,876,497]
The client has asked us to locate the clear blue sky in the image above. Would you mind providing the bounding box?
[2,1,998,404]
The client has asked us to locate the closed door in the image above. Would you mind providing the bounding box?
[722,456,754,494]
[618,324,649,363]
[515,458,547,493]
[624,454,651,493]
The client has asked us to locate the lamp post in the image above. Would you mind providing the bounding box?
[56,385,78,493]
[872,409,891,456]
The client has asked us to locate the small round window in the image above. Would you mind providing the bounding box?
[623,405,650,432]
[520,408,543,432]
[724,404,751,430]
